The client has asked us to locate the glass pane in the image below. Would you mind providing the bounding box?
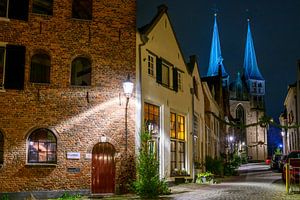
[32,0,53,15]
[30,54,51,83]
[0,0,8,17]
[71,57,91,86]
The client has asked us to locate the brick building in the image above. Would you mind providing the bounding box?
[0,0,136,198]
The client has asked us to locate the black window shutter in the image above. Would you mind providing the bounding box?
[5,45,26,90]
[156,57,162,84]
[173,68,178,92]
[8,0,29,21]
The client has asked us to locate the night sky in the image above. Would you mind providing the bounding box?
[137,0,300,122]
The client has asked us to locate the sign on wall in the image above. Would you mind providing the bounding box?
[66,152,80,159]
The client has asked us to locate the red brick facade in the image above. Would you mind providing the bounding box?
[0,0,136,195]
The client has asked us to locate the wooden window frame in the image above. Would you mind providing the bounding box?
[147,54,154,77]
[27,128,57,164]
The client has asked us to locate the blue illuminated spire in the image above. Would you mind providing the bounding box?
[207,14,228,77]
[243,19,264,80]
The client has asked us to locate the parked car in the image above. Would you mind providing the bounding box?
[271,154,282,170]
[282,151,300,182]
[278,155,287,172]
[265,156,272,165]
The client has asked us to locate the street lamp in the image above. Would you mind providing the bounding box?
[123,74,134,152]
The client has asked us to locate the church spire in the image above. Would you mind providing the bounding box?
[243,19,264,80]
[207,14,228,77]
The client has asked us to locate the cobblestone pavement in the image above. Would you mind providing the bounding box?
[167,163,300,200]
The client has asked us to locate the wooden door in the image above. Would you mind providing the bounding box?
[92,142,116,194]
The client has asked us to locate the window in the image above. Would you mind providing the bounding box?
[28,128,57,164]
[170,112,186,174]
[144,103,160,135]
[147,54,154,76]
[0,44,26,90]
[72,0,92,20]
[32,0,53,15]
[71,57,91,86]
[30,53,51,83]
[178,72,182,91]
[0,0,29,20]
[161,63,169,86]
[0,131,3,165]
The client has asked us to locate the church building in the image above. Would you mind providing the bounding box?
[205,15,267,161]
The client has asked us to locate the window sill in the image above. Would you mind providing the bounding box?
[26,163,57,167]
[71,18,92,22]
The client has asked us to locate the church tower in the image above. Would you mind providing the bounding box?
[243,19,265,110]
[207,14,229,87]
[229,19,267,161]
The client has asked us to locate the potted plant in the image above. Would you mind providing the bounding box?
[196,171,214,184]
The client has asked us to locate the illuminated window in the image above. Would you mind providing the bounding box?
[0,131,3,165]
[32,0,53,15]
[147,54,154,76]
[144,102,160,135]
[28,128,57,164]
[30,53,51,83]
[72,0,92,20]
[170,112,185,174]
[71,57,91,86]
[0,0,29,20]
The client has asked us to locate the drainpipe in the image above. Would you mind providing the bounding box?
[136,34,148,155]
[190,86,195,182]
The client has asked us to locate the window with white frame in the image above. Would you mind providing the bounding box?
[147,54,154,77]
[170,112,186,175]
[0,0,29,20]
[178,71,182,91]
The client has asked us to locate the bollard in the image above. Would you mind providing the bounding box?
[286,162,290,194]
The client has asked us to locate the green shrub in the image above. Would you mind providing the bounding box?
[133,131,170,198]
[0,194,9,200]
[57,192,81,200]
[205,156,224,176]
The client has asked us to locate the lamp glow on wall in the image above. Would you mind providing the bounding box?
[123,74,134,152]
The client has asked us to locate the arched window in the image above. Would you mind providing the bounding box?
[71,57,91,86]
[28,128,57,164]
[0,131,3,165]
[236,105,245,125]
[30,53,51,83]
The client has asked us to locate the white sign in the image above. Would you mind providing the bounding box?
[67,152,80,159]
[100,136,107,142]
[85,153,92,159]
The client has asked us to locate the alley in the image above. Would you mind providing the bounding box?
[167,163,300,200]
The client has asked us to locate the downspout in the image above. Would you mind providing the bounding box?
[136,34,148,155]
[191,85,195,182]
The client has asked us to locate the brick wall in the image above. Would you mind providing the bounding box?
[0,0,136,193]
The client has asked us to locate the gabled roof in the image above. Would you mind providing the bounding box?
[138,4,190,73]
[243,20,264,80]
[207,14,228,78]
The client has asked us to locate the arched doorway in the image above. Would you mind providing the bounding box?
[92,142,116,194]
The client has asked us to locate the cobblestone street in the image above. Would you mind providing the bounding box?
[166,163,300,200]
